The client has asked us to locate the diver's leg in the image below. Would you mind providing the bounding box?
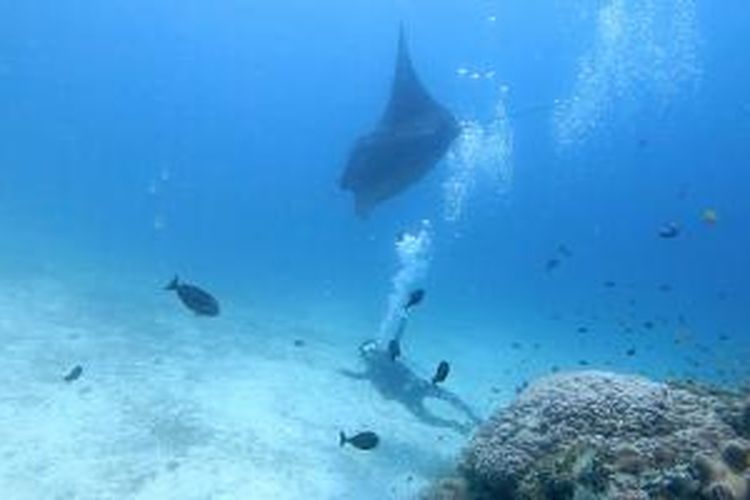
[407,399,472,435]
[428,386,483,425]
[393,314,408,343]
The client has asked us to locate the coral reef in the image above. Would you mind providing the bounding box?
[692,443,750,499]
[425,371,750,499]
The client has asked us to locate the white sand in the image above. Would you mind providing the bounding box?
[0,275,506,499]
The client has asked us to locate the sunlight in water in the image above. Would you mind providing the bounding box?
[379,220,433,340]
[444,95,514,222]
[553,0,701,148]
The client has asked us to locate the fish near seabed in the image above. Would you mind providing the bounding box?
[165,276,220,317]
[63,365,83,383]
[339,431,379,450]
[339,26,460,218]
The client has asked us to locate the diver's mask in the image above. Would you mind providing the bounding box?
[358,339,379,359]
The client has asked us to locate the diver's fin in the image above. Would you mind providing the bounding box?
[164,276,179,291]
[339,431,347,447]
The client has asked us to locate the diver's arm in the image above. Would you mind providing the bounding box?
[393,314,408,342]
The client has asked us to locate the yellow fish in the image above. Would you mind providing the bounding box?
[701,208,719,225]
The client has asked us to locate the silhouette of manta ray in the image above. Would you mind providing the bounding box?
[339,27,460,218]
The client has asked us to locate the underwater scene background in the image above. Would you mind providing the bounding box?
[0,1,748,498]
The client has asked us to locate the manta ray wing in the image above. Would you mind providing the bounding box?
[340,27,459,218]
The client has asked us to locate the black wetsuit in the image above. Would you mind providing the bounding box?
[340,340,482,435]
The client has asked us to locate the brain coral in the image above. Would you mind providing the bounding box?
[461,371,742,498]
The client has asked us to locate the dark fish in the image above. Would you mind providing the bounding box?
[515,380,529,395]
[404,289,425,311]
[339,431,379,450]
[551,365,560,373]
[658,222,681,239]
[557,244,573,258]
[643,321,655,330]
[293,339,306,348]
[339,27,459,218]
[510,341,522,350]
[658,284,672,292]
[387,339,401,361]
[545,258,561,272]
[578,359,590,366]
[625,348,636,357]
[577,326,589,333]
[603,280,616,288]
[63,365,83,383]
[431,360,450,384]
[165,276,220,316]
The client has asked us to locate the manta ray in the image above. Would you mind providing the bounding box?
[339,27,460,218]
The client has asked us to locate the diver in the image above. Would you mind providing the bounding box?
[340,290,482,435]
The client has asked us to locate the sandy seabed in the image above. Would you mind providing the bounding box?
[0,275,505,500]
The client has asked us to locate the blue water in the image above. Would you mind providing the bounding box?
[1,1,748,497]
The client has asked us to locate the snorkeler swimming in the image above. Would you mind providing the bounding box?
[340,292,481,435]
[341,281,481,434]
[340,338,481,435]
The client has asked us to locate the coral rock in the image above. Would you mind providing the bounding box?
[461,371,738,498]
[693,450,750,500]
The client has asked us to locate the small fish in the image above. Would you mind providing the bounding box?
[578,359,590,366]
[510,341,522,350]
[577,326,589,334]
[625,348,636,357]
[515,380,529,395]
[63,365,83,383]
[701,208,719,225]
[431,361,450,384]
[658,222,681,239]
[164,276,220,316]
[643,321,655,330]
[557,244,573,258]
[387,339,401,361]
[545,258,561,272]
[658,284,672,292]
[404,289,425,311]
[339,431,379,450]
[550,365,560,373]
[603,280,616,288]
[293,339,306,348]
